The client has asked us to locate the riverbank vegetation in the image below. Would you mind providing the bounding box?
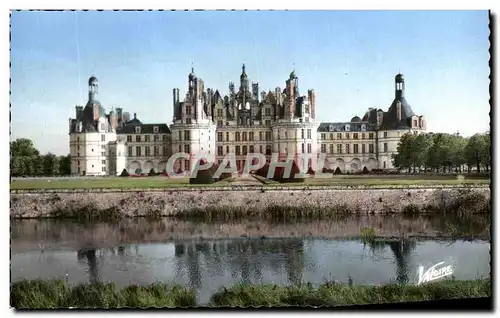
[11,279,490,309]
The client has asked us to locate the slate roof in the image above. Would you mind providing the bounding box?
[117,123,171,134]
[317,122,376,133]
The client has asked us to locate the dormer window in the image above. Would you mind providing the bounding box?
[328,125,334,132]
[153,126,159,133]
[345,124,350,131]
[361,124,366,131]
[135,126,141,134]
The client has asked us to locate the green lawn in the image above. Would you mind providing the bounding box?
[10,174,489,190]
[10,176,231,190]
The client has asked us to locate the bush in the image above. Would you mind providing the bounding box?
[210,164,233,182]
[148,168,156,176]
[120,169,129,177]
[255,160,305,183]
[135,168,142,175]
[189,169,215,185]
[307,167,315,175]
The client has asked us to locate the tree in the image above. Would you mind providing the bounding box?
[42,153,60,176]
[465,134,485,172]
[10,138,39,157]
[58,155,71,176]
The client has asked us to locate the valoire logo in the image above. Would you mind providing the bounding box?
[417,261,454,285]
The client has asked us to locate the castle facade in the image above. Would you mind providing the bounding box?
[68,67,426,176]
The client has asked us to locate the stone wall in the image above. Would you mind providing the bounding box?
[10,185,490,219]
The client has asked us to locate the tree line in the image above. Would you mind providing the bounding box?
[391,131,491,173]
[10,138,70,177]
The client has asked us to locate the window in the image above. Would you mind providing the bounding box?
[154,146,159,156]
[77,145,80,150]
[384,131,388,138]
[265,145,272,155]
[265,120,271,126]
[285,131,288,139]
[249,145,254,153]
[184,144,190,153]
[384,143,388,152]
[100,123,106,131]
[337,144,342,154]
[136,135,141,142]
[383,161,387,169]
[184,160,190,171]
[77,161,80,166]
[77,152,80,157]
[102,166,106,172]
[362,133,365,139]
[259,131,263,141]
[345,144,350,154]
[217,109,223,117]
[226,145,229,153]
[218,132,223,141]
[184,130,190,141]
[277,131,280,140]
[329,133,333,140]
[353,133,358,140]
[249,132,254,141]
[307,129,311,139]
[235,132,241,142]
[91,148,94,152]
[353,144,359,154]
[136,146,141,157]
[259,145,263,153]
[153,126,159,133]
[265,131,272,141]
[301,143,305,153]
[307,143,312,154]
[217,120,223,126]
[101,152,105,157]
[217,146,223,156]
[265,108,271,116]
[337,133,342,140]
[101,134,106,142]
[128,146,133,156]
[321,133,326,140]
[301,129,304,139]
[178,144,182,152]
[330,144,334,154]
[414,119,418,127]
[163,146,168,156]
[162,134,167,141]
[102,160,106,165]
[362,144,366,153]
[154,135,159,142]
[321,144,326,153]
[242,146,248,155]
[186,118,192,124]
[242,132,247,141]
[226,132,230,141]
[186,106,192,115]
[77,137,80,142]
[369,132,374,139]
[77,167,80,173]
[346,133,350,140]
[369,144,374,153]
[135,126,141,134]
[101,145,105,150]
[235,146,241,155]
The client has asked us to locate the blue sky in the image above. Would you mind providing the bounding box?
[11,10,490,155]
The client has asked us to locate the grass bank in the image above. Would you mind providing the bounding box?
[10,174,489,190]
[11,279,490,309]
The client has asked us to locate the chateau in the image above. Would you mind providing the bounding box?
[68,67,426,176]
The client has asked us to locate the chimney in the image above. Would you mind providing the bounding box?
[122,112,131,123]
[93,104,99,121]
[287,79,295,119]
[396,101,402,122]
[75,106,83,118]
[110,111,118,130]
[133,113,137,120]
[308,89,316,119]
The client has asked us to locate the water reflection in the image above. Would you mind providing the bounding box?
[12,238,490,304]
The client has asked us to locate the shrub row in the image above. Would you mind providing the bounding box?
[11,279,491,309]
